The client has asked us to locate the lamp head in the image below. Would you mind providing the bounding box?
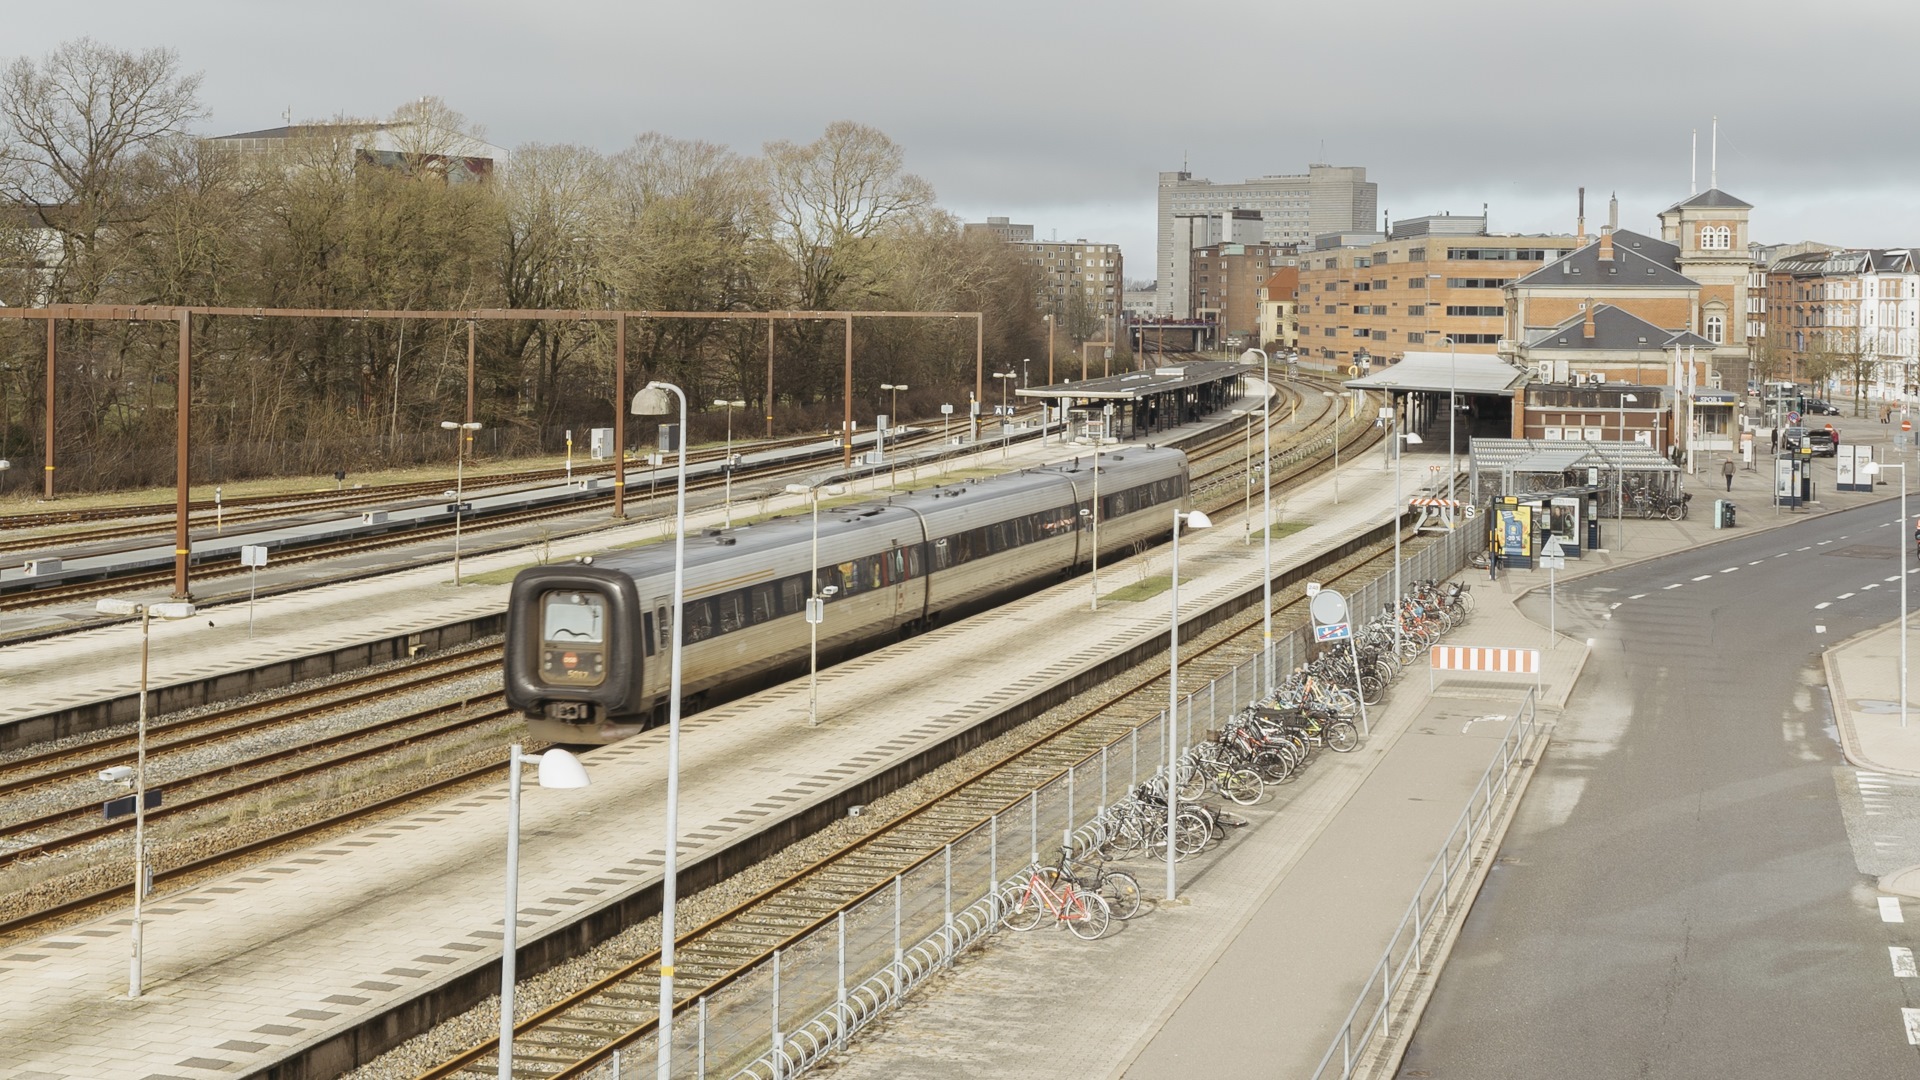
[1403,432,1424,444]
[631,383,676,415]
[1182,509,1213,530]
[533,747,590,789]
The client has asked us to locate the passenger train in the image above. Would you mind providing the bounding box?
[504,447,1191,743]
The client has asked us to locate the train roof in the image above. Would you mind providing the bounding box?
[535,446,1188,583]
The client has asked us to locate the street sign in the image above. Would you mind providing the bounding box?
[806,598,824,625]
[240,545,268,568]
[105,790,162,819]
[1786,410,1801,425]
[1539,555,1566,569]
[1304,581,1321,597]
[1309,589,1348,626]
[1540,536,1566,569]
[1314,622,1352,642]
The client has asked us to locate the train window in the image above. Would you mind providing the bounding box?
[750,584,774,624]
[889,547,906,580]
[908,544,925,576]
[866,554,885,587]
[835,561,858,594]
[779,576,804,614]
[932,537,951,571]
[656,606,670,651]
[642,611,656,656]
[686,600,714,643]
[718,593,745,634]
[541,591,605,644]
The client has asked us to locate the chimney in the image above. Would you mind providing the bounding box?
[1577,187,1586,245]
[1599,229,1614,262]
[1582,300,1596,340]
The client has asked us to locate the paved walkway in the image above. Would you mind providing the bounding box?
[814,422,1920,1080]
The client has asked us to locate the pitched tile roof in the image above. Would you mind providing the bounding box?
[1526,304,1710,352]
[1664,188,1753,211]
[1513,231,1696,290]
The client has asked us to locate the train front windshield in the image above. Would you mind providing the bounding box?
[542,592,606,644]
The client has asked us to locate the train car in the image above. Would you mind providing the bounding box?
[505,447,1188,743]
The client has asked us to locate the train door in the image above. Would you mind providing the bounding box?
[889,540,908,629]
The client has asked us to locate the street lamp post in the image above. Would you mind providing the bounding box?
[1391,428,1424,651]
[880,383,907,487]
[497,744,589,1080]
[1165,507,1212,903]
[94,597,197,999]
[1617,392,1639,540]
[785,481,847,726]
[440,420,483,585]
[629,380,688,1080]
[1322,391,1343,504]
[993,371,1016,459]
[1243,348,1274,692]
[1866,459,1908,728]
[713,399,745,527]
[1442,335,1458,486]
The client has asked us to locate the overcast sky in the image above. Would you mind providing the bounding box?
[16,0,1920,281]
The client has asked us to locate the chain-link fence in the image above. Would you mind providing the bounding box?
[570,522,1478,1080]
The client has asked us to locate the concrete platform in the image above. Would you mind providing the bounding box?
[0,382,1382,1080]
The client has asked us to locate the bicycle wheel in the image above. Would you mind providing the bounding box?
[1252,749,1295,784]
[1359,672,1385,705]
[1222,767,1264,805]
[1063,888,1113,940]
[1175,761,1207,802]
[1325,719,1361,752]
[1174,808,1212,858]
[1665,503,1684,521]
[1000,882,1046,931]
[1099,871,1143,920]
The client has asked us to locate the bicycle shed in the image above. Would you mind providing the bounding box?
[1468,438,1682,556]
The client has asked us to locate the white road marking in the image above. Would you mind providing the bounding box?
[1610,602,1622,610]
[1629,593,1648,600]
[1721,567,1739,574]
[1888,577,1904,583]
[1904,1008,1920,1045]
[1881,941,1912,976]
[1749,559,1764,565]
[1839,593,1856,600]
[1881,522,1893,528]
[1664,583,1684,590]
[1692,575,1712,582]
[1818,540,1834,545]
[1882,896,1906,923]
[1602,613,1612,620]
[1865,584,1881,590]
[1816,625,1828,634]
[1775,552,1790,558]
[1816,602,1831,609]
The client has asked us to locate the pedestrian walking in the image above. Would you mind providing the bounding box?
[1770,427,1779,454]
[1722,457,1735,492]
[1487,532,1501,581]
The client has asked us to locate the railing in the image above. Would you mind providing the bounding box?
[572,515,1478,1079]
[1307,684,1546,1080]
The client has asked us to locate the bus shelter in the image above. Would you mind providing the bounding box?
[1468,438,1682,539]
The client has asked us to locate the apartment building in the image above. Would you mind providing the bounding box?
[963,216,1035,242]
[1258,268,1300,352]
[1190,242,1298,345]
[1765,248,1920,397]
[1155,164,1376,316]
[1292,214,1575,369]
[1017,238,1125,331]
[206,120,504,181]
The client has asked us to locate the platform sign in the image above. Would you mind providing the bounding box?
[1313,622,1352,642]
[104,790,161,820]
[806,598,824,625]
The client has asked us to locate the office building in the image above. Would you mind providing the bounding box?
[1155,164,1376,316]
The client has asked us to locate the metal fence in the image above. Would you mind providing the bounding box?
[1307,684,1546,1080]
[573,521,1478,1080]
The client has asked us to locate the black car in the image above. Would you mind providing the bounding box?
[1804,398,1843,416]
[1782,425,1837,456]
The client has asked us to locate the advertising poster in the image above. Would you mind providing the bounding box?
[1497,506,1532,558]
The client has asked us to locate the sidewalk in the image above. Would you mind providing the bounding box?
[1822,619,1920,899]
[814,432,1918,1080]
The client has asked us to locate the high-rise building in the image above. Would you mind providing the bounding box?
[963,216,1035,242]
[1156,164,1377,316]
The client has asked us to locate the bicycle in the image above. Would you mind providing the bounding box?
[1000,856,1113,939]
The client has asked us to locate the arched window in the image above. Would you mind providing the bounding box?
[1705,314,1725,344]
[1699,225,1730,250]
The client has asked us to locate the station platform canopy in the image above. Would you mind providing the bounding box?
[1342,351,1528,397]
[1016,360,1250,402]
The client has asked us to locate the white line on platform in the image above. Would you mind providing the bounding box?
[1897,948,1920,979]
[1882,896,1905,923]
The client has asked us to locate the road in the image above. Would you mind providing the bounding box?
[1398,502,1920,1077]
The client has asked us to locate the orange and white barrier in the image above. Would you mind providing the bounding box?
[1429,645,1541,690]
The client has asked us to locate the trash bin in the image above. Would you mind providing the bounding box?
[1587,516,1600,550]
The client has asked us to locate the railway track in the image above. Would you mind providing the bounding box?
[414,526,1424,1079]
[0,374,1375,949]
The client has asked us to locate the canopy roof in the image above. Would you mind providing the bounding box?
[1343,351,1528,397]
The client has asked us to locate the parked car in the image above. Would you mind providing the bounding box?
[1781,426,1837,456]
[1804,398,1843,415]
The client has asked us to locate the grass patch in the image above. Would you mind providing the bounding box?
[1249,520,1311,541]
[1101,574,1197,603]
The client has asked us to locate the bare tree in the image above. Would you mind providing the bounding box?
[0,38,204,301]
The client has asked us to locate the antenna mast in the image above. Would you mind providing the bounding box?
[1690,129,1697,194]
[1710,116,1718,190]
